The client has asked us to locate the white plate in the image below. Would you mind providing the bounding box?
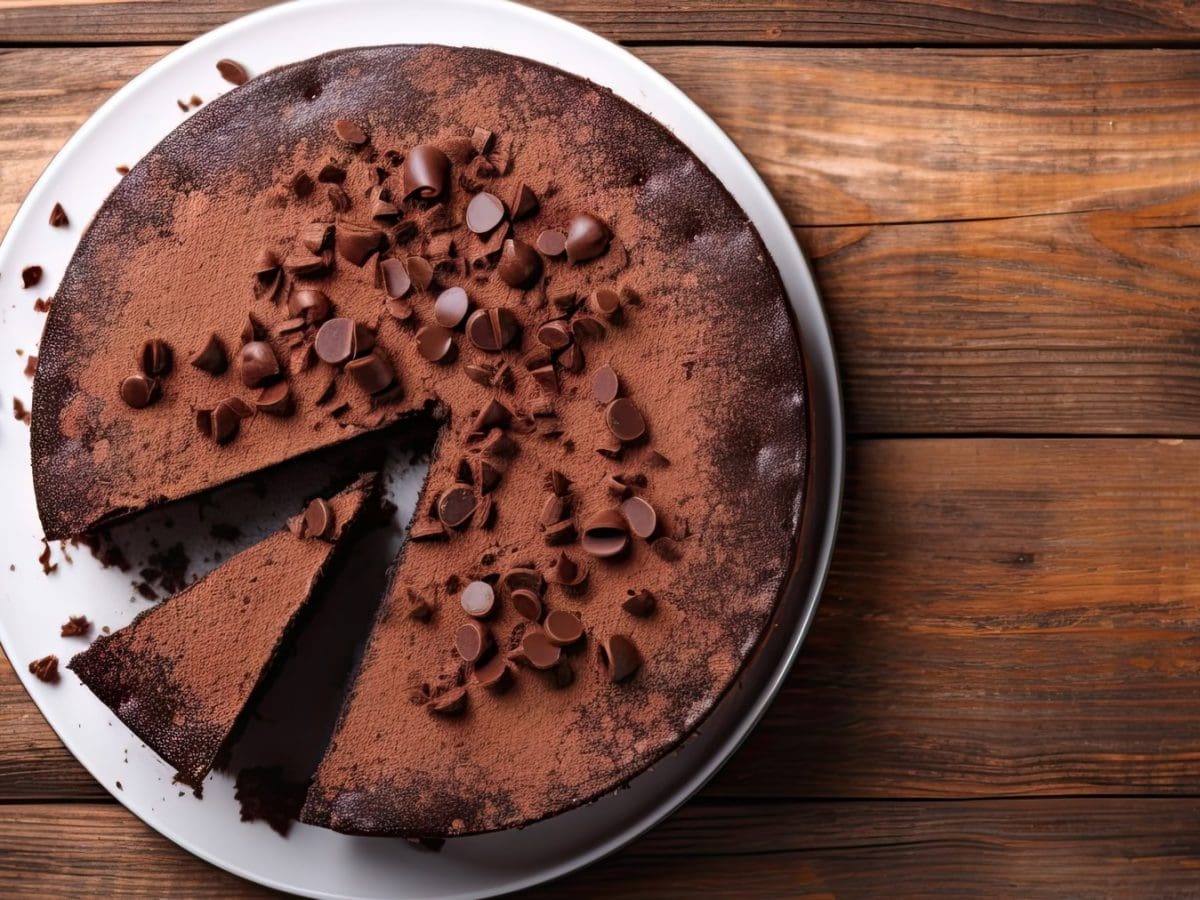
[0,1,844,896]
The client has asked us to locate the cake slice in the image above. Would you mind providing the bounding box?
[68,473,378,789]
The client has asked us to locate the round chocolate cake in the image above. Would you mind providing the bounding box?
[34,45,808,836]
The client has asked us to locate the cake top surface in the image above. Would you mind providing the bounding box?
[38,44,808,834]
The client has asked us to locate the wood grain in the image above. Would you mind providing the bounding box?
[5,439,1200,803]
[3,799,1200,898]
[5,47,1200,228]
[5,0,1200,46]
[3,48,1200,433]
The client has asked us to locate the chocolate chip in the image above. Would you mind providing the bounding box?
[539,495,569,528]
[511,588,542,622]
[510,183,539,220]
[386,298,414,322]
[438,484,477,529]
[474,653,512,689]
[572,315,607,341]
[239,341,280,387]
[299,222,332,254]
[402,144,450,200]
[565,213,612,263]
[429,687,467,716]
[460,580,495,618]
[207,398,248,444]
[606,398,646,442]
[605,474,632,499]
[304,497,335,539]
[317,164,346,184]
[346,351,395,394]
[434,287,470,328]
[465,192,506,235]
[327,185,352,213]
[520,630,561,670]
[455,620,492,663]
[592,365,619,403]
[472,398,513,433]
[648,449,671,467]
[544,610,584,646]
[581,509,629,558]
[336,224,384,267]
[283,249,327,277]
[543,518,577,546]
[530,365,558,394]
[547,551,587,587]
[471,127,495,155]
[550,289,578,312]
[333,118,367,145]
[291,171,314,198]
[21,266,42,289]
[416,325,456,363]
[599,634,641,682]
[559,344,584,373]
[407,256,434,292]
[472,456,504,493]
[410,520,448,542]
[376,258,411,300]
[535,229,566,257]
[478,428,518,458]
[620,496,657,539]
[590,287,622,319]
[596,440,623,460]
[288,288,332,323]
[547,470,572,496]
[49,203,68,228]
[497,239,542,289]
[255,381,293,416]
[119,375,159,409]
[314,318,356,365]
[216,58,249,85]
[623,589,657,617]
[139,339,172,377]
[370,192,399,220]
[466,307,520,352]
[536,320,572,351]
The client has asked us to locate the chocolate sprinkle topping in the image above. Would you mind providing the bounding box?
[119,374,159,410]
[598,634,641,682]
[303,497,336,540]
[438,484,477,529]
[496,238,542,289]
[460,579,495,618]
[216,58,249,86]
[564,213,612,263]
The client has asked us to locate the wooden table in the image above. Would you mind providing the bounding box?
[4,1,1200,895]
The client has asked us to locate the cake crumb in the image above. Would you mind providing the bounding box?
[60,615,91,637]
[33,296,52,313]
[28,654,59,683]
[234,767,307,837]
[49,203,69,228]
[13,397,30,425]
[21,266,42,288]
[38,539,57,575]
[116,165,130,176]
[23,355,37,378]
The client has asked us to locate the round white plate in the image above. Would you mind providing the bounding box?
[0,0,844,896]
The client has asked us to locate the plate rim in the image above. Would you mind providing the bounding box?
[0,0,845,895]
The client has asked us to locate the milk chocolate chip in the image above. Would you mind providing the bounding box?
[336,224,384,267]
[536,320,572,351]
[216,58,249,85]
[455,620,492,664]
[565,213,612,263]
[434,287,470,328]
[255,381,293,416]
[333,118,367,145]
[345,351,395,394]
[511,588,543,622]
[438,484,477,529]
[119,375,159,409]
[380,258,411,299]
[303,497,335,539]
[620,496,658,539]
[288,288,332,323]
[140,339,173,377]
[314,318,356,365]
[520,630,561,670]
[606,398,646,442]
[581,509,630,558]
[535,229,566,257]
[544,610,583,647]
[239,341,280,388]
[592,365,619,403]
[416,325,456,364]
[497,238,542,288]
[466,307,520,351]
[599,634,641,682]
[465,192,506,235]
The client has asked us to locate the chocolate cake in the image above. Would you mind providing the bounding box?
[35,45,807,834]
[68,475,378,788]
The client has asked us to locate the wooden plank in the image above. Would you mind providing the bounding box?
[5,439,1200,802]
[711,438,1200,799]
[803,203,1200,434]
[2,799,1200,897]
[2,48,1199,433]
[0,648,106,801]
[4,1,1200,46]
[4,47,1200,228]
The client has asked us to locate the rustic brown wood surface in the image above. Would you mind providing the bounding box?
[1,0,1198,896]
